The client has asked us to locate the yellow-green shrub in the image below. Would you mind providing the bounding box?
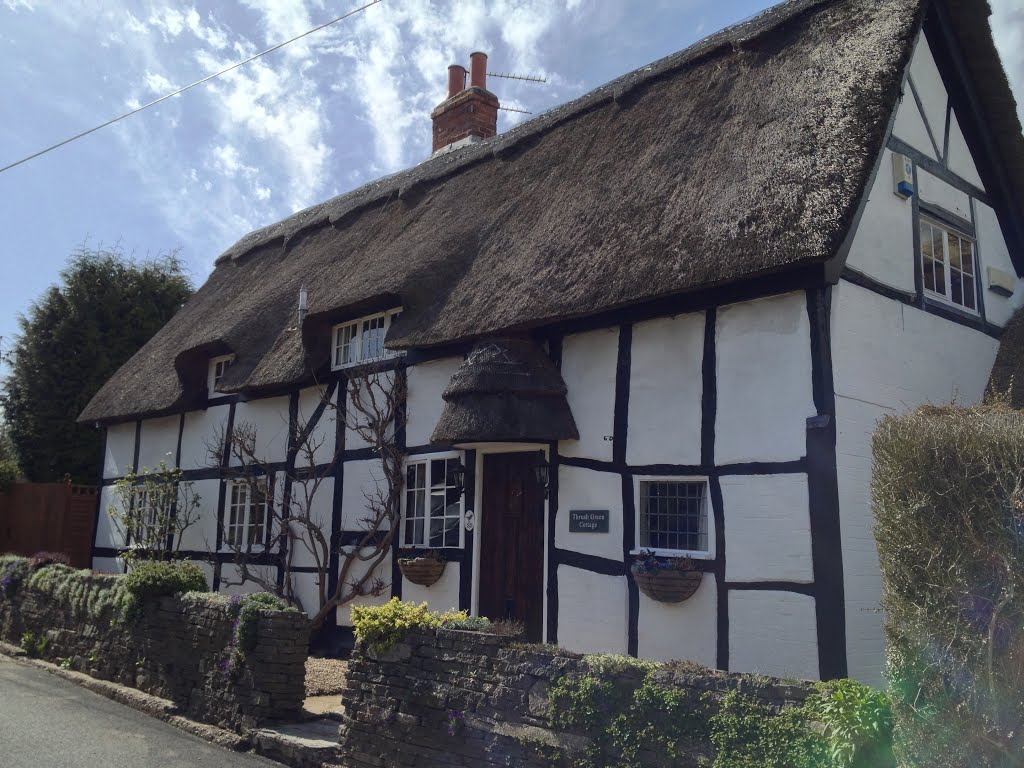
[350,598,466,653]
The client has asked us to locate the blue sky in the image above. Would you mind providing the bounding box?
[1,0,1022,370]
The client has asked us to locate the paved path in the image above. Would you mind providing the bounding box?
[0,654,281,768]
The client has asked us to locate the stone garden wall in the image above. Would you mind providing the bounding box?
[339,628,816,768]
[0,578,308,730]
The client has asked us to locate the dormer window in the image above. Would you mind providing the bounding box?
[920,217,978,313]
[208,354,235,394]
[332,309,403,369]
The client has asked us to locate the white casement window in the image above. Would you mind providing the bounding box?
[208,354,235,394]
[331,309,402,369]
[402,454,463,548]
[920,217,978,313]
[224,479,268,550]
[634,477,713,559]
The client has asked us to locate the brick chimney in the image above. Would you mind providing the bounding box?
[431,51,499,153]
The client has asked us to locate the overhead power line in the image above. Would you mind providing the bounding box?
[0,0,382,177]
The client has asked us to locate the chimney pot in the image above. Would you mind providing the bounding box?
[469,51,487,89]
[447,64,466,99]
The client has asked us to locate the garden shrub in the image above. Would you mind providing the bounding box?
[19,630,48,658]
[548,653,892,768]
[350,598,466,653]
[123,560,208,601]
[26,563,138,624]
[0,555,28,597]
[873,402,1024,766]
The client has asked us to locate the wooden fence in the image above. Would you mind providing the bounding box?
[0,483,97,567]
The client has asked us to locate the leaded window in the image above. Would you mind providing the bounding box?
[225,480,268,549]
[637,479,710,555]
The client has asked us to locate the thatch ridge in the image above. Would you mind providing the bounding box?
[80,0,1022,424]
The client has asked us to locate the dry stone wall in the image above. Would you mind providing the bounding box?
[339,628,816,768]
[0,581,308,730]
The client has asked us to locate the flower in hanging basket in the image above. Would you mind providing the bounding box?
[631,550,702,603]
[398,549,447,587]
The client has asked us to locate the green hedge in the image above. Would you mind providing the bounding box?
[873,403,1024,767]
[123,560,208,600]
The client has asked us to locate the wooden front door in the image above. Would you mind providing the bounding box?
[479,451,546,642]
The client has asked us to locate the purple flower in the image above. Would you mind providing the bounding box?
[446,709,465,737]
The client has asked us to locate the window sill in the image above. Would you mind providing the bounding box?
[630,548,714,560]
[923,292,980,318]
[331,351,406,373]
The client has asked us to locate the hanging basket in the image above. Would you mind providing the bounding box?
[398,557,446,587]
[632,566,702,603]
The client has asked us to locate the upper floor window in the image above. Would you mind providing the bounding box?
[920,217,978,313]
[634,477,713,559]
[208,354,235,394]
[403,454,463,548]
[332,309,402,370]
[225,479,268,550]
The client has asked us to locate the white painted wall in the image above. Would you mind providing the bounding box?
[179,405,230,470]
[231,396,290,465]
[721,474,813,583]
[340,459,386,530]
[288,477,334,569]
[947,110,984,189]
[846,149,916,292]
[91,556,124,574]
[559,328,618,462]
[976,201,1023,328]
[103,422,136,478]
[555,465,623,561]
[908,31,946,153]
[176,478,221,553]
[406,357,463,447]
[403,561,460,612]
[918,168,971,221]
[637,575,717,666]
[715,292,815,465]
[137,415,179,470]
[95,485,127,549]
[892,93,936,161]
[296,386,336,468]
[557,565,627,655]
[627,313,704,466]
[832,281,1001,686]
[729,590,819,680]
[219,564,277,595]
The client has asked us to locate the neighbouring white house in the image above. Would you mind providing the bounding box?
[81,0,1024,687]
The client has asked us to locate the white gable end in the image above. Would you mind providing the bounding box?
[908,30,947,152]
[947,109,985,190]
[893,30,987,192]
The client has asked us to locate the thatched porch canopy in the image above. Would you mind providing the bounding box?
[432,339,578,444]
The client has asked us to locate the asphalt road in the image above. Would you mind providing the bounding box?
[0,655,280,768]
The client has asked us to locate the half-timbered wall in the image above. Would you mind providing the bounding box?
[93,286,839,679]
[836,26,1022,686]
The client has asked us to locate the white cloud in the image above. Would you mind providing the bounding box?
[2,0,35,11]
[255,185,271,200]
[143,71,176,95]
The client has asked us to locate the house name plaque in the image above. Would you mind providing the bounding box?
[569,509,610,533]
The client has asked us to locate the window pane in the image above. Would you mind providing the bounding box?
[933,259,946,296]
[430,492,445,517]
[948,236,961,270]
[920,222,932,259]
[404,518,415,546]
[932,225,945,265]
[414,518,424,546]
[963,276,976,309]
[951,269,963,306]
[639,481,707,552]
[923,258,935,292]
[430,459,446,489]
[429,518,443,547]
[962,240,974,275]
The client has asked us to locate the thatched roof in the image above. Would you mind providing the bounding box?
[81,0,1024,424]
[431,338,579,443]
